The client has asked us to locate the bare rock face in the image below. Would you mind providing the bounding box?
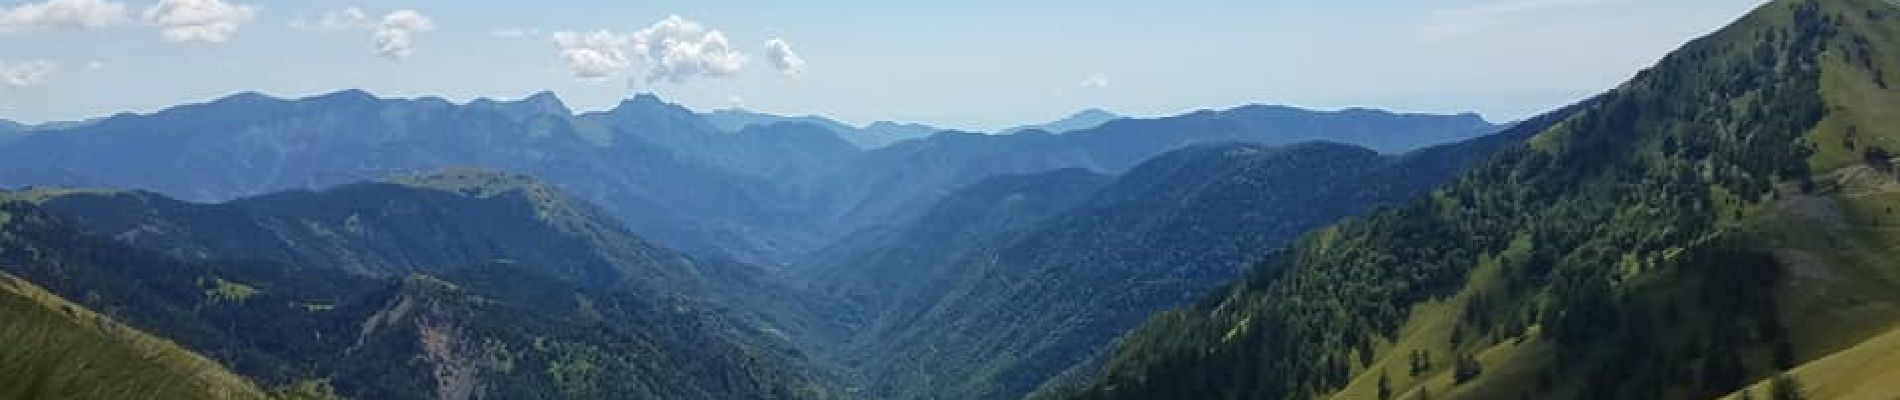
[419,311,482,400]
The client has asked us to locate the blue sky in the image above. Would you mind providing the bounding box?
[1,0,1765,130]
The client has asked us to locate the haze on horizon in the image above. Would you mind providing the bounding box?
[1,0,1762,130]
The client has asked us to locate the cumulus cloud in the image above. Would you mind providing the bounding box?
[142,0,257,43]
[0,60,59,87]
[374,10,434,59]
[289,7,367,31]
[630,15,746,83]
[293,8,434,59]
[551,30,632,80]
[1081,73,1109,89]
[764,38,805,78]
[551,16,784,84]
[0,0,130,33]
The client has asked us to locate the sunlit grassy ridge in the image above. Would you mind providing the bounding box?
[0,271,270,400]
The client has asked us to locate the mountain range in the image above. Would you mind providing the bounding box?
[0,90,1496,268]
[0,94,1499,399]
[8,0,1897,399]
[1000,109,1123,135]
[700,109,944,149]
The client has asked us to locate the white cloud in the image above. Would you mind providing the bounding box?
[374,10,434,59]
[491,27,539,39]
[292,8,433,59]
[727,95,745,109]
[631,15,746,83]
[289,7,367,31]
[551,30,632,81]
[0,60,59,87]
[142,0,257,43]
[0,0,130,33]
[765,38,806,78]
[83,60,105,72]
[551,16,772,84]
[1081,73,1109,89]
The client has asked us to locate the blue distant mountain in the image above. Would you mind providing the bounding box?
[1001,108,1122,135]
[0,119,20,145]
[702,109,941,148]
[0,89,1497,266]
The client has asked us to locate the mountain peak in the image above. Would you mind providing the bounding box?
[866,120,928,130]
[318,88,376,100]
[208,91,281,106]
[514,90,571,115]
[306,89,381,109]
[523,90,558,103]
[1003,108,1123,134]
[1070,108,1118,120]
[623,92,667,107]
[608,93,696,118]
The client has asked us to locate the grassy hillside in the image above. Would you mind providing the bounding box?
[0,271,271,400]
[1062,0,1900,399]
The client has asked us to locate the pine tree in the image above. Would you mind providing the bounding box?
[1453,353,1482,384]
[1770,372,1804,400]
[1409,350,1425,377]
[1377,372,1392,400]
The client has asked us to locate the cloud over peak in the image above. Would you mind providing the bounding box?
[294,8,436,60]
[551,15,764,84]
[0,0,130,34]
[552,30,632,80]
[0,59,59,87]
[765,38,805,78]
[142,0,257,43]
[632,15,746,83]
[374,10,435,59]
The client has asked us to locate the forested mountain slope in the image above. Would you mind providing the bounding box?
[796,168,1114,322]
[0,179,838,400]
[1065,0,1900,398]
[805,106,1552,399]
[28,169,719,298]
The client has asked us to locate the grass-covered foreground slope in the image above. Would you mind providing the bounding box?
[0,271,272,400]
[1062,0,1900,399]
